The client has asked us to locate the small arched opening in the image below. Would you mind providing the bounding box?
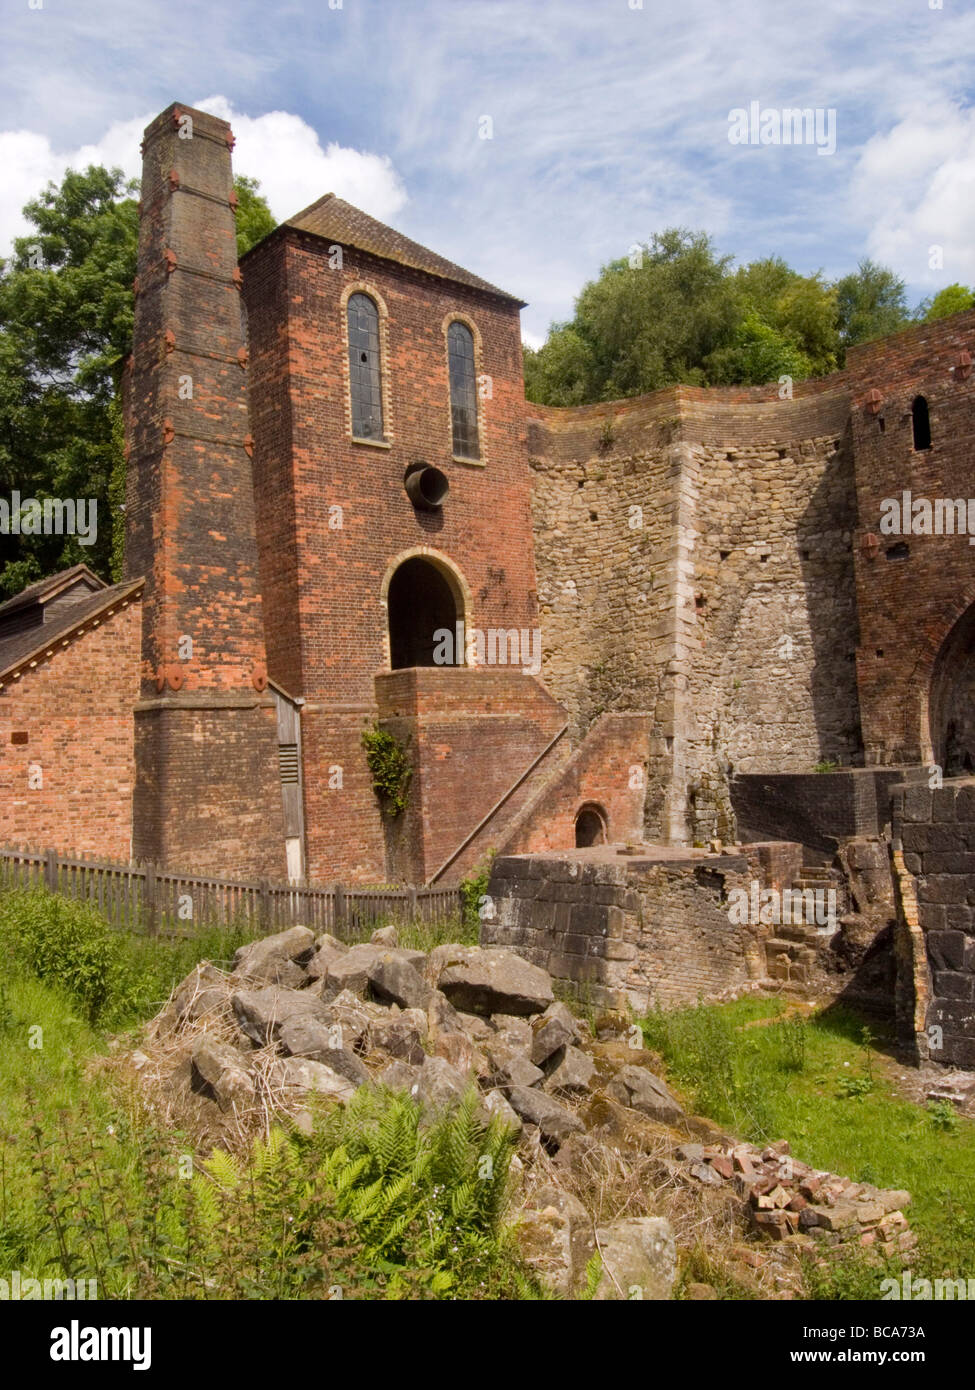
[912,395,932,451]
[387,556,461,670]
[574,803,608,848]
[929,601,975,775]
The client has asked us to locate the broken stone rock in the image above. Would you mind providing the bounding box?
[531,1001,581,1066]
[437,948,555,1017]
[277,1014,369,1085]
[231,986,332,1047]
[591,1217,676,1301]
[607,1065,684,1123]
[543,1044,595,1096]
[232,926,316,985]
[514,1185,595,1297]
[367,953,432,1010]
[506,1085,584,1144]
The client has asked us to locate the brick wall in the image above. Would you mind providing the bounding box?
[0,599,141,860]
[127,103,285,878]
[847,310,975,766]
[732,768,909,857]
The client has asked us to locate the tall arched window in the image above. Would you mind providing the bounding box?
[347,293,384,440]
[912,395,931,451]
[447,320,480,460]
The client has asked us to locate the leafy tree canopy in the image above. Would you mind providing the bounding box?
[0,165,275,596]
[524,238,962,406]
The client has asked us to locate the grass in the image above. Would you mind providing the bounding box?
[640,995,975,1279]
[0,886,522,1299]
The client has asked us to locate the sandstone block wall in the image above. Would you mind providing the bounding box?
[485,849,762,1011]
[892,776,975,1067]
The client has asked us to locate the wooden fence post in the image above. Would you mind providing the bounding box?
[259,879,271,933]
[333,882,346,937]
[145,861,158,937]
[44,847,58,894]
[408,885,417,922]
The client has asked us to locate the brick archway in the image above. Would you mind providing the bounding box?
[928,600,975,775]
[380,548,472,671]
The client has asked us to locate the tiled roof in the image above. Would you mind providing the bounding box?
[282,194,526,306]
[0,577,143,683]
[0,563,105,620]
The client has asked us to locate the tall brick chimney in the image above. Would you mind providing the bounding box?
[125,102,286,877]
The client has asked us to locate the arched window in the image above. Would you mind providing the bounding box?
[347,293,384,440]
[447,321,480,460]
[912,395,931,451]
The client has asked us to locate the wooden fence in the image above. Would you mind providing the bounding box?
[0,845,463,940]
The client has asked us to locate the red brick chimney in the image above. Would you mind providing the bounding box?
[125,102,286,877]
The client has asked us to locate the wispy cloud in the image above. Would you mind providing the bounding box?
[1,0,972,338]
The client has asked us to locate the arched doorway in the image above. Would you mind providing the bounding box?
[575,803,608,848]
[929,603,975,775]
[387,556,460,669]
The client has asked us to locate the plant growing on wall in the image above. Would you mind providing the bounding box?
[361,723,412,816]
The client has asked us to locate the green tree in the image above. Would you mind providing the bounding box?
[0,165,275,596]
[834,258,912,350]
[918,283,974,321]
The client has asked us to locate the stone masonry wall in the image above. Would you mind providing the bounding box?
[485,849,762,1012]
[891,776,975,1067]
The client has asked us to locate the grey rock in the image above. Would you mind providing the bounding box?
[457,1010,496,1042]
[411,1055,469,1115]
[486,1038,545,1089]
[376,1060,421,1091]
[689,1161,724,1188]
[514,1185,595,1297]
[428,990,464,1041]
[320,943,387,998]
[543,1045,595,1096]
[367,953,432,1010]
[274,1057,357,1102]
[438,948,554,1017]
[328,989,386,1049]
[232,927,316,984]
[591,1217,676,1301]
[231,986,332,1047]
[506,1085,585,1143]
[367,1013,426,1065]
[482,1087,523,1135]
[277,1015,369,1085]
[306,937,351,982]
[191,1037,254,1111]
[171,963,229,1023]
[491,1015,532,1049]
[531,1002,581,1066]
[371,925,399,947]
[607,1065,684,1123]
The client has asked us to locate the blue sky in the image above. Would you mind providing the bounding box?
[1,0,973,343]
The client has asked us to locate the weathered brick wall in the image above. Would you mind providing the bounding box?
[732,768,908,856]
[0,599,141,860]
[847,311,975,767]
[374,667,566,884]
[891,776,975,1067]
[127,103,286,878]
[242,215,544,883]
[485,848,763,1011]
[500,712,652,856]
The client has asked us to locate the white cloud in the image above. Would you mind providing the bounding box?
[0,97,406,256]
[850,101,975,287]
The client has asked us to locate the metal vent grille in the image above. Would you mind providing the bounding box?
[278,743,299,784]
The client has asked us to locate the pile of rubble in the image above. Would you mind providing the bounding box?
[675,1139,915,1259]
[137,923,914,1297]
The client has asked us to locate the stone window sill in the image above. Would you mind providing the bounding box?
[352,436,393,449]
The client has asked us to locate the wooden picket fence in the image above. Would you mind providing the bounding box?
[0,845,462,940]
